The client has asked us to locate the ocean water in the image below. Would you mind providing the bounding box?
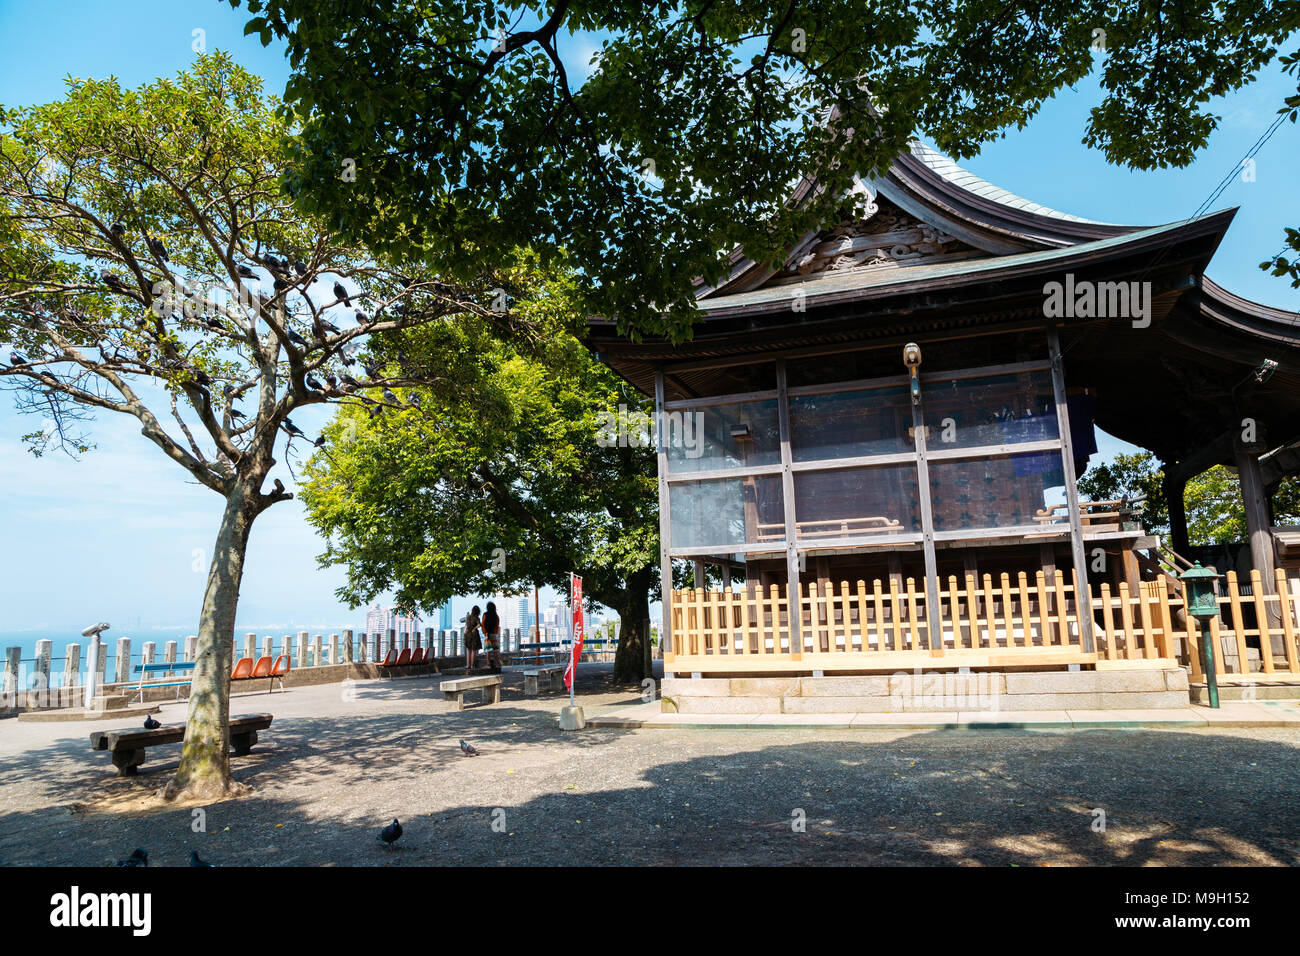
[0,625,365,689]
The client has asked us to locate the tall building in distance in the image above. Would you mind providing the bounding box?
[491,594,532,631]
[438,599,454,631]
[365,603,421,636]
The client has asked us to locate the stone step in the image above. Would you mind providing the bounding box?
[88,693,132,711]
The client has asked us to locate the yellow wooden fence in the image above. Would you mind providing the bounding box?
[668,568,1300,675]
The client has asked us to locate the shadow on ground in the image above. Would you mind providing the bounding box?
[1,673,1297,866]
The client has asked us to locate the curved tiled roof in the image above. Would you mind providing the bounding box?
[906,142,1103,225]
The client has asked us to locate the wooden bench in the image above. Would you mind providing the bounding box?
[89,714,273,776]
[130,661,196,703]
[523,665,565,696]
[440,675,502,711]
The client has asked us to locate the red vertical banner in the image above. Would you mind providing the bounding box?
[564,573,584,690]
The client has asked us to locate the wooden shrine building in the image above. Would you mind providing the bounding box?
[589,141,1300,700]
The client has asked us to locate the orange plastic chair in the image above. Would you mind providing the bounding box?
[380,648,399,667]
[268,655,290,693]
[251,657,274,679]
[395,648,412,666]
[410,648,426,665]
[230,657,254,680]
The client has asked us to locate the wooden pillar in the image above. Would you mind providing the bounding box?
[1163,466,1189,557]
[1235,438,1281,632]
[654,371,675,659]
[1048,328,1095,653]
[777,360,802,657]
[1235,440,1277,583]
[909,384,942,653]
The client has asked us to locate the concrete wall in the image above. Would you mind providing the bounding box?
[660,669,1191,714]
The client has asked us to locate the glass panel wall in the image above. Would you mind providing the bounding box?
[922,370,1057,450]
[666,399,781,474]
[927,452,1067,532]
[669,475,786,549]
[792,465,922,539]
[789,385,912,461]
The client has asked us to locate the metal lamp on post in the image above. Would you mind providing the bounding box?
[1180,563,1223,708]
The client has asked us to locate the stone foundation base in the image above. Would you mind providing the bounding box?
[661,669,1190,714]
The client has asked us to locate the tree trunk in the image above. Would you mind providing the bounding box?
[612,571,653,684]
[162,482,260,801]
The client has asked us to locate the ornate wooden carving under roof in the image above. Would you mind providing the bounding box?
[766,195,983,286]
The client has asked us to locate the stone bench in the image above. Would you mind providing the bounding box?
[441,675,502,711]
[89,713,273,776]
[524,665,565,697]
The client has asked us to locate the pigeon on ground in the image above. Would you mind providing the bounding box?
[237,264,258,279]
[117,848,148,867]
[378,818,402,849]
[332,282,350,306]
[190,850,215,867]
[144,715,160,729]
[459,739,479,757]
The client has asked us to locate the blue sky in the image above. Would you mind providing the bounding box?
[0,1,1296,632]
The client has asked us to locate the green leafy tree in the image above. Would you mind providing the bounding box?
[235,0,1300,337]
[1079,451,1300,544]
[0,54,528,799]
[300,255,662,682]
[1076,452,1168,533]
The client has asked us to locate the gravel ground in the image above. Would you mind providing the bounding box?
[2,664,1298,867]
